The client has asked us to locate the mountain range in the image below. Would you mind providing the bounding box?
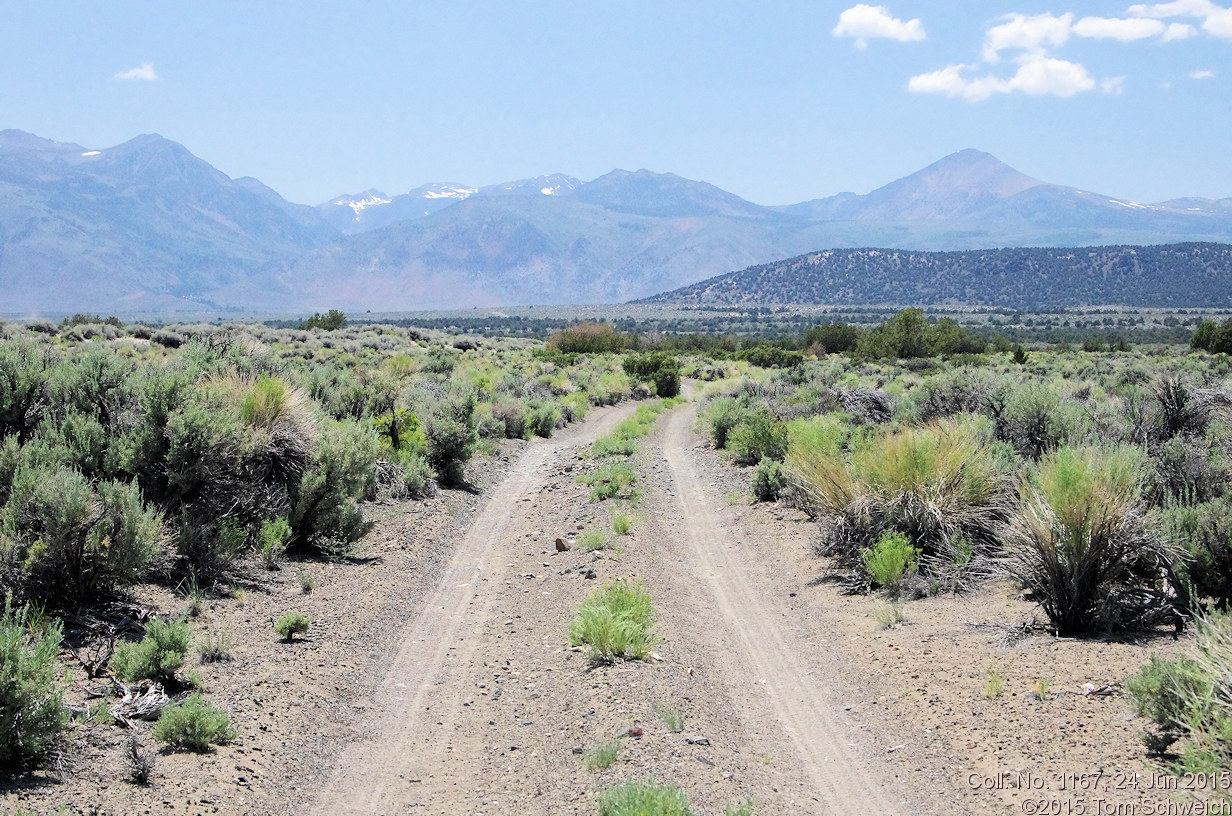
[1,129,1231,315]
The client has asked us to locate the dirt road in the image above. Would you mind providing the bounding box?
[314,403,639,813]
[314,399,907,815]
[659,404,901,815]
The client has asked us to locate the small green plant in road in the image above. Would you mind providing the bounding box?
[577,528,613,552]
[610,507,633,536]
[863,530,920,595]
[871,601,906,630]
[598,780,693,816]
[275,612,311,642]
[298,570,316,593]
[568,579,658,663]
[725,797,755,816]
[150,694,236,751]
[1032,677,1052,701]
[985,668,1004,698]
[582,740,621,771]
[655,704,684,733]
[111,618,191,683]
[579,462,640,502]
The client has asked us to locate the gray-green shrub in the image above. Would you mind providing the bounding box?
[150,694,236,751]
[0,595,67,768]
[111,618,191,683]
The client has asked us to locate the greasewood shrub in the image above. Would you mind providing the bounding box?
[0,595,67,768]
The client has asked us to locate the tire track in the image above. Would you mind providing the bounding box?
[314,403,637,814]
[660,403,901,815]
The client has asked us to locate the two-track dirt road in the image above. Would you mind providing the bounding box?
[313,399,907,815]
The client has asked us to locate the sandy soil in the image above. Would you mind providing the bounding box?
[1,395,1194,816]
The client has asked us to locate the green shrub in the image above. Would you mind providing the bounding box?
[525,402,561,439]
[258,516,291,569]
[598,781,693,816]
[568,579,658,663]
[1,467,161,605]
[290,418,377,554]
[111,618,191,682]
[727,411,788,466]
[706,396,745,449]
[751,458,788,502]
[150,694,237,751]
[275,612,311,642]
[1003,445,1181,635]
[863,530,920,594]
[423,391,478,487]
[622,352,681,398]
[1127,612,1231,772]
[0,595,67,768]
[1160,498,1232,610]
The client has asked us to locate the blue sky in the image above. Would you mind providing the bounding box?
[2,1,1229,206]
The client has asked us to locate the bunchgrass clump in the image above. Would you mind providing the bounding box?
[582,740,621,771]
[725,798,755,816]
[871,601,906,630]
[150,694,237,751]
[985,668,1004,698]
[568,579,658,663]
[655,704,684,733]
[610,507,634,536]
[197,630,233,664]
[275,612,311,642]
[1003,445,1181,635]
[790,416,1010,592]
[598,781,693,816]
[579,462,640,502]
[0,595,67,768]
[111,618,191,683]
[578,528,613,552]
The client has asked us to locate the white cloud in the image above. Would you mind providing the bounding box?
[1163,21,1199,37]
[908,55,1096,101]
[1102,75,1128,92]
[1204,7,1232,35]
[1190,68,1217,77]
[983,13,1073,61]
[1128,0,1232,36]
[1072,16,1167,39]
[1128,0,1220,19]
[833,4,926,49]
[114,62,158,81]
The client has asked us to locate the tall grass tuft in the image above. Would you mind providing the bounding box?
[789,416,1010,592]
[1003,445,1181,635]
[568,579,658,663]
